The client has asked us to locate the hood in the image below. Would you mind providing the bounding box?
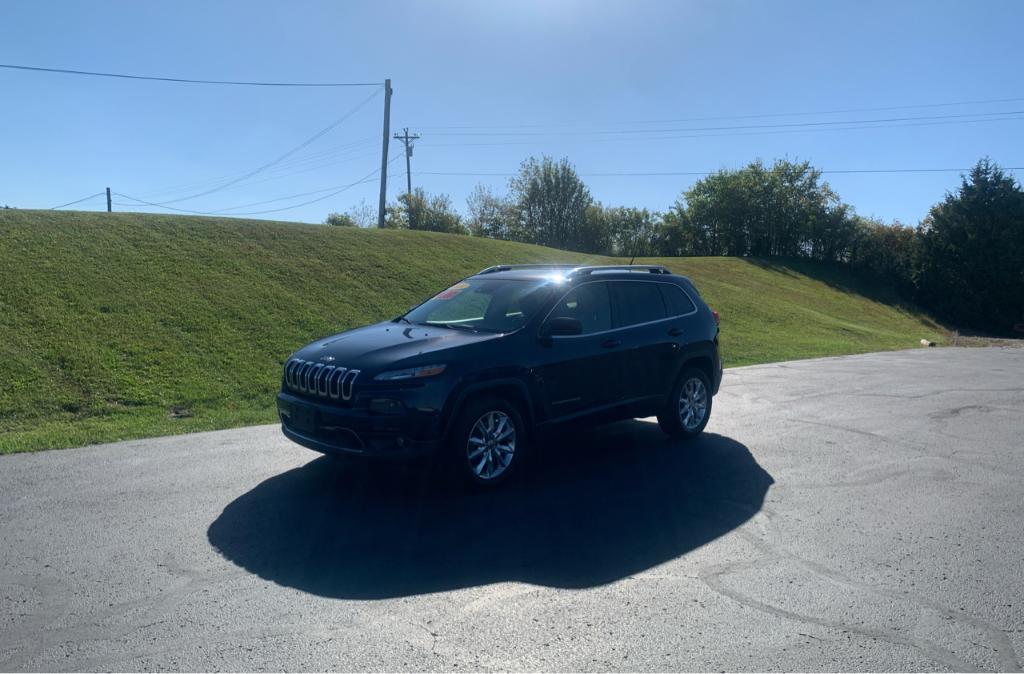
[291,321,502,373]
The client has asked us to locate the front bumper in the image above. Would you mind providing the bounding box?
[277,391,442,459]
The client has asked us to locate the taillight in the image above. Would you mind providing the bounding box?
[711,309,720,325]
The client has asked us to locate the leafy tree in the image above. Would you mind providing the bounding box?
[603,206,661,258]
[385,188,467,234]
[324,212,357,227]
[670,159,855,260]
[916,158,1024,334]
[345,199,376,228]
[578,204,613,255]
[466,184,517,239]
[509,156,593,251]
[807,202,858,262]
[325,200,375,227]
[847,217,918,293]
[659,208,701,256]
[670,169,746,256]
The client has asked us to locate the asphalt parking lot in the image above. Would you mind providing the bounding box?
[1,347,1022,671]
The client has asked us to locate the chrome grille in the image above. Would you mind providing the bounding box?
[284,358,360,401]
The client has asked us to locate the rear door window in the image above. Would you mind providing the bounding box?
[610,281,667,328]
[658,283,697,317]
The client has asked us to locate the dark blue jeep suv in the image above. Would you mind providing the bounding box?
[278,264,722,486]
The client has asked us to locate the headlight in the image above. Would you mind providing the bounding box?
[374,364,447,381]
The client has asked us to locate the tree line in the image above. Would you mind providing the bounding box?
[325,156,1024,336]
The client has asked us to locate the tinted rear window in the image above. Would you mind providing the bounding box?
[610,281,667,327]
[659,283,697,316]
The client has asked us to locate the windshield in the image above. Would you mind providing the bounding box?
[403,278,555,333]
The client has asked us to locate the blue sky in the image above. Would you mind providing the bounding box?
[2,0,1022,225]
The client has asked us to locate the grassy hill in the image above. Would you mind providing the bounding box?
[0,210,946,453]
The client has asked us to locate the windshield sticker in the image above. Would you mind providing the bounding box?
[433,282,470,301]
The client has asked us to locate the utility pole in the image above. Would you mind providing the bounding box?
[393,128,420,197]
[106,187,112,213]
[393,127,420,227]
[377,79,392,228]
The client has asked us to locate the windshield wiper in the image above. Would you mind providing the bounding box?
[395,316,414,325]
[432,322,479,332]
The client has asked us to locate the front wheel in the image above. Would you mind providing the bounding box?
[449,395,527,488]
[657,367,713,439]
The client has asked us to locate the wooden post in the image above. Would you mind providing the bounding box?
[377,79,392,228]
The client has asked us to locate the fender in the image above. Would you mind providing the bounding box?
[665,339,720,401]
[440,375,537,441]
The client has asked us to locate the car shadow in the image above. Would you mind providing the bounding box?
[207,420,773,599]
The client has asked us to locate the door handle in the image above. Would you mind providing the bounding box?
[668,327,684,337]
[601,338,621,348]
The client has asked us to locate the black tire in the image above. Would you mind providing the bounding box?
[448,395,528,488]
[657,367,713,440]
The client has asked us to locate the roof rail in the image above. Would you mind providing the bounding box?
[566,264,672,276]
[476,263,673,277]
[476,264,576,275]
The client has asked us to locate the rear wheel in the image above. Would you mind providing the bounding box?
[657,367,712,439]
[449,395,527,488]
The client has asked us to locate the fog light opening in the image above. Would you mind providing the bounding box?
[369,398,403,415]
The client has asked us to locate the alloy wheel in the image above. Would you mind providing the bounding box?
[466,410,517,480]
[678,376,708,431]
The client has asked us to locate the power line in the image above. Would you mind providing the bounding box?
[427,110,1024,137]
[134,137,380,199]
[650,115,1024,142]
[417,167,1024,178]
[223,150,381,189]
[209,177,380,213]
[50,192,105,209]
[114,183,372,216]
[134,144,380,201]
[0,63,380,87]
[227,154,401,215]
[54,162,1022,215]
[114,180,370,216]
[112,193,241,215]
[419,114,1024,148]
[113,154,402,217]
[416,95,1024,129]
[818,167,1022,174]
[256,137,379,170]
[150,87,382,205]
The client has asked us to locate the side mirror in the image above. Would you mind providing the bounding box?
[541,316,582,338]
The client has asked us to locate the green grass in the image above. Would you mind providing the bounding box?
[637,256,947,367]
[0,210,946,453]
